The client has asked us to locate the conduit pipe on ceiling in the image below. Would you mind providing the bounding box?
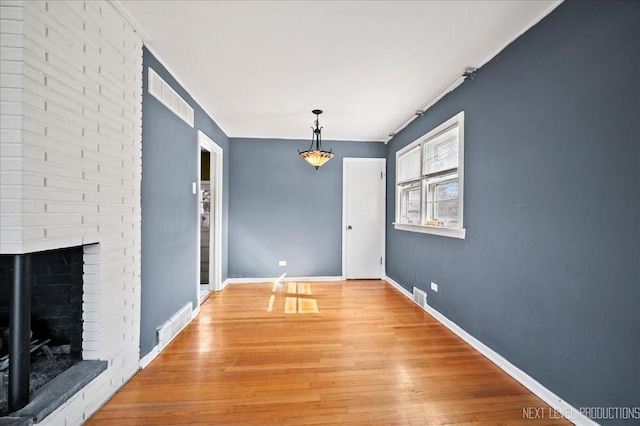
[385,67,477,144]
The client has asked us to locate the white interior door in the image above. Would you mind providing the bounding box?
[343,158,385,279]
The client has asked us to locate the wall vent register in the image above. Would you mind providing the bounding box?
[148,67,195,127]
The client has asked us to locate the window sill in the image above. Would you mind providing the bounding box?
[393,222,466,239]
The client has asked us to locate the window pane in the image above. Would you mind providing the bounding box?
[397,146,421,183]
[436,201,459,220]
[402,205,421,223]
[425,201,459,225]
[400,186,420,223]
[426,177,459,225]
[436,180,458,201]
[424,125,458,175]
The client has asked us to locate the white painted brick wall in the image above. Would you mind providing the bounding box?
[0,0,25,253]
[1,0,144,423]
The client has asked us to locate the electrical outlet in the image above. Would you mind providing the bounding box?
[431,282,438,292]
[279,260,287,267]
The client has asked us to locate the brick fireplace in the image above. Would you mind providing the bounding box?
[0,246,99,419]
[0,247,84,357]
[0,0,143,423]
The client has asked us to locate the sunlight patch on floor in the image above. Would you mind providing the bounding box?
[266,294,275,312]
[297,282,312,295]
[268,282,319,314]
[285,296,298,313]
[298,297,319,313]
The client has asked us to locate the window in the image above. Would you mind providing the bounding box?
[394,112,465,239]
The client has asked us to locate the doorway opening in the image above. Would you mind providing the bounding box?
[199,151,211,303]
[197,131,223,305]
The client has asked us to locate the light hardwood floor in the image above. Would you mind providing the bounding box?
[87,280,569,425]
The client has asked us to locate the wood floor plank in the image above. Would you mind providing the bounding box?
[86,280,569,425]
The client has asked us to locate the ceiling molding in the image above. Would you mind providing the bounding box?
[109,0,151,42]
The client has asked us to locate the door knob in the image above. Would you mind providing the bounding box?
[347,225,352,230]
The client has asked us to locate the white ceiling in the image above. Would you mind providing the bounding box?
[119,0,561,141]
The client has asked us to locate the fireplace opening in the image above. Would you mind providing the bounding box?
[0,246,84,416]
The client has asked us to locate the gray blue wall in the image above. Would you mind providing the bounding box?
[228,138,386,278]
[385,1,639,422]
[139,1,638,416]
[140,48,230,358]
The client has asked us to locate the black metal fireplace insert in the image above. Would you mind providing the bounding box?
[0,247,94,420]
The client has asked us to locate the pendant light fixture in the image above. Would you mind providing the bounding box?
[299,109,334,170]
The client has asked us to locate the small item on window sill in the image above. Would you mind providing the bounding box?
[426,220,439,226]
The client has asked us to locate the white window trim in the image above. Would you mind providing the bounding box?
[393,111,466,240]
[394,222,466,239]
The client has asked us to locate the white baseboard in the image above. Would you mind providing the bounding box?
[384,276,599,426]
[386,276,412,299]
[225,276,343,284]
[139,345,159,369]
[219,278,230,291]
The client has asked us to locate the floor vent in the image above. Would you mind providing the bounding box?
[412,287,427,309]
[157,302,193,351]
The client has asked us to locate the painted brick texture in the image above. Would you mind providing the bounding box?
[1,0,143,423]
[0,0,25,252]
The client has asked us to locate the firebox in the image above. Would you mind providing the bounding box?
[0,246,84,416]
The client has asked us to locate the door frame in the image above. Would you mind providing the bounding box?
[197,130,223,295]
[342,157,386,279]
